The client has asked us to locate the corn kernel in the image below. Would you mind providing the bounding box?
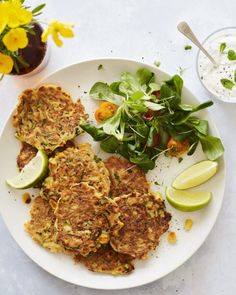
[98,231,110,244]
[22,192,31,204]
[184,219,193,231]
[167,231,177,244]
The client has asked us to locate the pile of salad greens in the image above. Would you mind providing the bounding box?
[80,68,224,172]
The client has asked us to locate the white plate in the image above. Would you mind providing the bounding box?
[0,58,225,290]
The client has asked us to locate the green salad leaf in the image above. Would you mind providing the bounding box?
[187,141,199,156]
[130,153,155,172]
[102,107,125,140]
[136,68,154,85]
[165,75,183,96]
[187,117,208,135]
[178,101,213,112]
[199,134,225,161]
[100,136,119,153]
[81,68,224,171]
[80,123,107,141]
[89,82,122,105]
[144,101,164,111]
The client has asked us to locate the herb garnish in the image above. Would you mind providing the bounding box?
[178,157,183,163]
[220,78,235,90]
[154,61,161,67]
[227,50,236,61]
[80,68,224,171]
[114,172,120,181]
[234,70,236,83]
[219,42,226,53]
[94,155,102,163]
[178,66,187,76]
[98,64,104,70]
[184,45,192,50]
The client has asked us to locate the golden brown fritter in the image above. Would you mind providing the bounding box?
[17,141,75,171]
[24,196,63,253]
[75,245,134,275]
[49,140,75,158]
[54,182,120,257]
[105,156,150,197]
[110,192,171,259]
[41,144,110,202]
[17,142,37,171]
[13,85,87,152]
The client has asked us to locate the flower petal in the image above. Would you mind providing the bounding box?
[0,19,7,35]
[58,27,74,38]
[18,8,32,25]
[41,28,50,43]
[3,28,28,51]
[0,3,8,33]
[44,21,74,47]
[52,32,63,47]
[0,53,14,74]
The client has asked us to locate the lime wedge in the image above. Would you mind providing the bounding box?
[166,187,212,212]
[172,160,218,190]
[6,150,48,189]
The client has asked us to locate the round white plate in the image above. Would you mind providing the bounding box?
[0,58,225,290]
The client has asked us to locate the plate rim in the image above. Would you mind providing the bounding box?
[0,57,226,290]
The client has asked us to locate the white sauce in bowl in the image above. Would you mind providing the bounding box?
[197,28,236,102]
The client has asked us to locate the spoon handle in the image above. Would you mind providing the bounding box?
[177,21,218,66]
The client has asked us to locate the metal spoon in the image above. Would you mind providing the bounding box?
[177,21,218,67]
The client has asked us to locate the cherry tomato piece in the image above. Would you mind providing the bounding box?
[95,102,117,122]
[152,90,161,99]
[167,138,189,157]
[142,109,155,121]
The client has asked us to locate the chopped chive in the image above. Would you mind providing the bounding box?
[220,78,234,90]
[98,64,104,70]
[227,50,236,61]
[154,60,161,67]
[184,45,192,50]
[219,42,226,53]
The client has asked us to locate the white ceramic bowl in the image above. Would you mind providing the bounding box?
[197,27,236,103]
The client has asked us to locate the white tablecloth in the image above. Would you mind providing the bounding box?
[0,0,235,294]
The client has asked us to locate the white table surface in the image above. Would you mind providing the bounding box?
[0,0,236,294]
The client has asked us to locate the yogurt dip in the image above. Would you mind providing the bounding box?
[197,27,236,102]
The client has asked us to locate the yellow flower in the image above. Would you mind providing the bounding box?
[0,53,14,74]
[0,2,8,34]
[0,0,32,29]
[3,28,28,51]
[42,21,74,47]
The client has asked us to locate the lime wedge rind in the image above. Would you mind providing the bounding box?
[6,149,48,189]
[166,187,212,212]
[172,160,218,190]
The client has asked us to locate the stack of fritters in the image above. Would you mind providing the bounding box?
[25,144,117,251]
[15,84,171,275]
[25,144,132,274]
[25,149,171,275]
